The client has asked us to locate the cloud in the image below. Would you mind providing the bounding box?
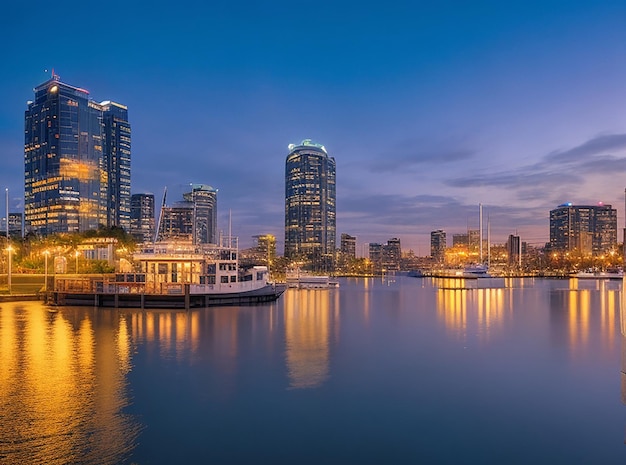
[363,136,476,173]
[445,133,626,192]
[445,168,581,189]
[548,133,626,163]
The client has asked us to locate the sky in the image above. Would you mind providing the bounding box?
[1,0,625,254]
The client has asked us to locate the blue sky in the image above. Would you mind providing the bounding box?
[1,1,625,253]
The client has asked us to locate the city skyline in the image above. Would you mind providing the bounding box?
[1,1,625,252]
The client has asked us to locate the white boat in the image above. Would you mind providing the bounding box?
[571,269,624,280]
[432,264,505,289]
[433,264,491,278]
[286,269,339,289]
[47,239,286,308]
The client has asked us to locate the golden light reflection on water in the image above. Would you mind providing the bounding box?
[563,283,619,354]
[436,288,506,342]
[128,310,201,362]
[284,289,337,389]
[0,302,140,465]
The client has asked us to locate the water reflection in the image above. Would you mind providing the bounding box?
[0,302,140,465]
[551,287,619,353]
[284,289,339,389]
[436,288,506,342]
[128,311,202,361]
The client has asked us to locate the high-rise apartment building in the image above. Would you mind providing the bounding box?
[369,239,401,273]
[285,139,336,270]
[368,243,383,271]
[130,193,155,243]
[430,229,446,262]
[549,203,617,255]
[506,234,521,266]
[382,237,401,271]
[158,201,194,242]
[253,234,277,264]
[24,75,131,235]
[156,184,218,244]
[340,233,357,260]
[183,184,217,245]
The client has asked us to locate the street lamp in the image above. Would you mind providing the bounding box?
[75,250,80,274]
[43,250,50,291]
[6,244,13,294]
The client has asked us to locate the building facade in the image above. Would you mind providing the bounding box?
[368,239,401,273]
[182,184,217,245]
[24,75,131,235]
[549,203,617,255]
[430,229,446,262]
[253,234,277,264]
[506,234,521,266]
[157,202,194,242]
[340,233,357,260]
[130,193,155,243]
[284,139,336,270]
[382,238,401,271]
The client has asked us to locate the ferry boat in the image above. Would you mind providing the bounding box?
[46,239,285,309]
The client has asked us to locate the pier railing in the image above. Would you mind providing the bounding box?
[53,275,185,295]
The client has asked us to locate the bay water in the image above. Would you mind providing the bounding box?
[1,277,625,464]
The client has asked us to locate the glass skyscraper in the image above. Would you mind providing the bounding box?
[130,193,155,243]
[24,75,131,235]
[284,139,336,270]
[183,184,218,245]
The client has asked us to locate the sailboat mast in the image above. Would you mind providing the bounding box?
[479,203,483,263]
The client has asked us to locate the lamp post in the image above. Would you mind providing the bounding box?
[6,244,12,294]
[43,250,50,291]
[75,250,80,274]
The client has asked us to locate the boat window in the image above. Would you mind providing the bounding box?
[230,276,237,283]
[220,276,229,283]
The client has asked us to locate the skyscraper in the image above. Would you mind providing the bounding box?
[382,237,401,271]
[24,74,131,235]
[430,229,446,262]
[506,234,521,266]
[285,139,336,270]
[340,233,357,260]
[549,203,617,255]
[183,184,217,245]
[130,193,155,243]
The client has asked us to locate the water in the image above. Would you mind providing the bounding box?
[1,277,626,464]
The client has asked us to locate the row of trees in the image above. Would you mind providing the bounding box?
[1,226,135,274]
